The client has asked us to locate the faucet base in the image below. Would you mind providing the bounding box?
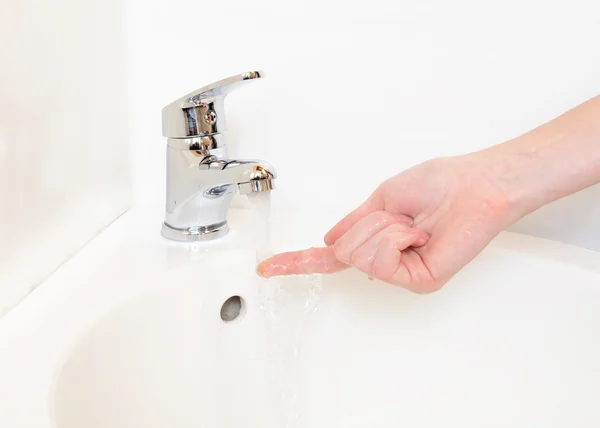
[161,221,229,242]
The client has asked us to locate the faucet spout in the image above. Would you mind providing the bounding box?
[199,156,276,195]
[161,144,276,242]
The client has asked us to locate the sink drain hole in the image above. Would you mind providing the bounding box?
[220,295,245,322]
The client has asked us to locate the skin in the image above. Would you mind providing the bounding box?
[257,95,600,293]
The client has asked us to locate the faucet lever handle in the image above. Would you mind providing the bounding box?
[162,71,264,139]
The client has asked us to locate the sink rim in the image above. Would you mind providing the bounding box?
[0,204,599,427]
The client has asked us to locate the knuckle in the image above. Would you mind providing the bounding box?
[373,210,390,221]
[349,252,358,269]
[367,210,394,226]
[387,223,405,234]
[379,234,396,249]
[371,266,388,282]
[350,250,360,266]
[371,261,395,283]
[333,241,350,264]
[404,278,446,294]
[351,253,371,275]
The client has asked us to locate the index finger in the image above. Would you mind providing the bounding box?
[257,247,348,278]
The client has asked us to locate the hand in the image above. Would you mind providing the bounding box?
[258,95,600,293]
[257,154,513,293]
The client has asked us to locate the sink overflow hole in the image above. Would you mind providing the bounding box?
[220,296,244,322]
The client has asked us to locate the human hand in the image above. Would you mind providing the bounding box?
[258,96,600,293]
[257,154,513,293]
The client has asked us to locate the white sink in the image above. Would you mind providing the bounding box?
[1,205,600,427]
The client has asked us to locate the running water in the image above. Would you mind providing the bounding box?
[247,192,322,428]
[247,192,273,263]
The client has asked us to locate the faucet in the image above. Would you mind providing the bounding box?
[161,71,276,241]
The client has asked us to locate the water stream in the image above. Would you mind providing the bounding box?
[247,192,322,428]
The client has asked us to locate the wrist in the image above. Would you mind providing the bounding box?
[461,95,600,230]
[470,137,550,226]
[475,132,600,226]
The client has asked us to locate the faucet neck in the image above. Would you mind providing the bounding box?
[166,135,226,152]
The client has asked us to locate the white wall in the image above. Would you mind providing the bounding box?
[0,0,130,316]
[126,0,600,250]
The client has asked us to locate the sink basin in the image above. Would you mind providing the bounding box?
[1,205,600,427]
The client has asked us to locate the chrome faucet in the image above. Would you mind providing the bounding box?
[161,71,276,241]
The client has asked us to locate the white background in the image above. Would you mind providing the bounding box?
[1,0,599,315]
[125,0,600,247]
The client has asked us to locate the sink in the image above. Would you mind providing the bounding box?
[1,204,600,427]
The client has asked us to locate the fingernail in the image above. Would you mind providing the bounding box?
[256,263,269,278]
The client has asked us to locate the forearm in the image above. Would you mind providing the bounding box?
[481,95,600,223]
